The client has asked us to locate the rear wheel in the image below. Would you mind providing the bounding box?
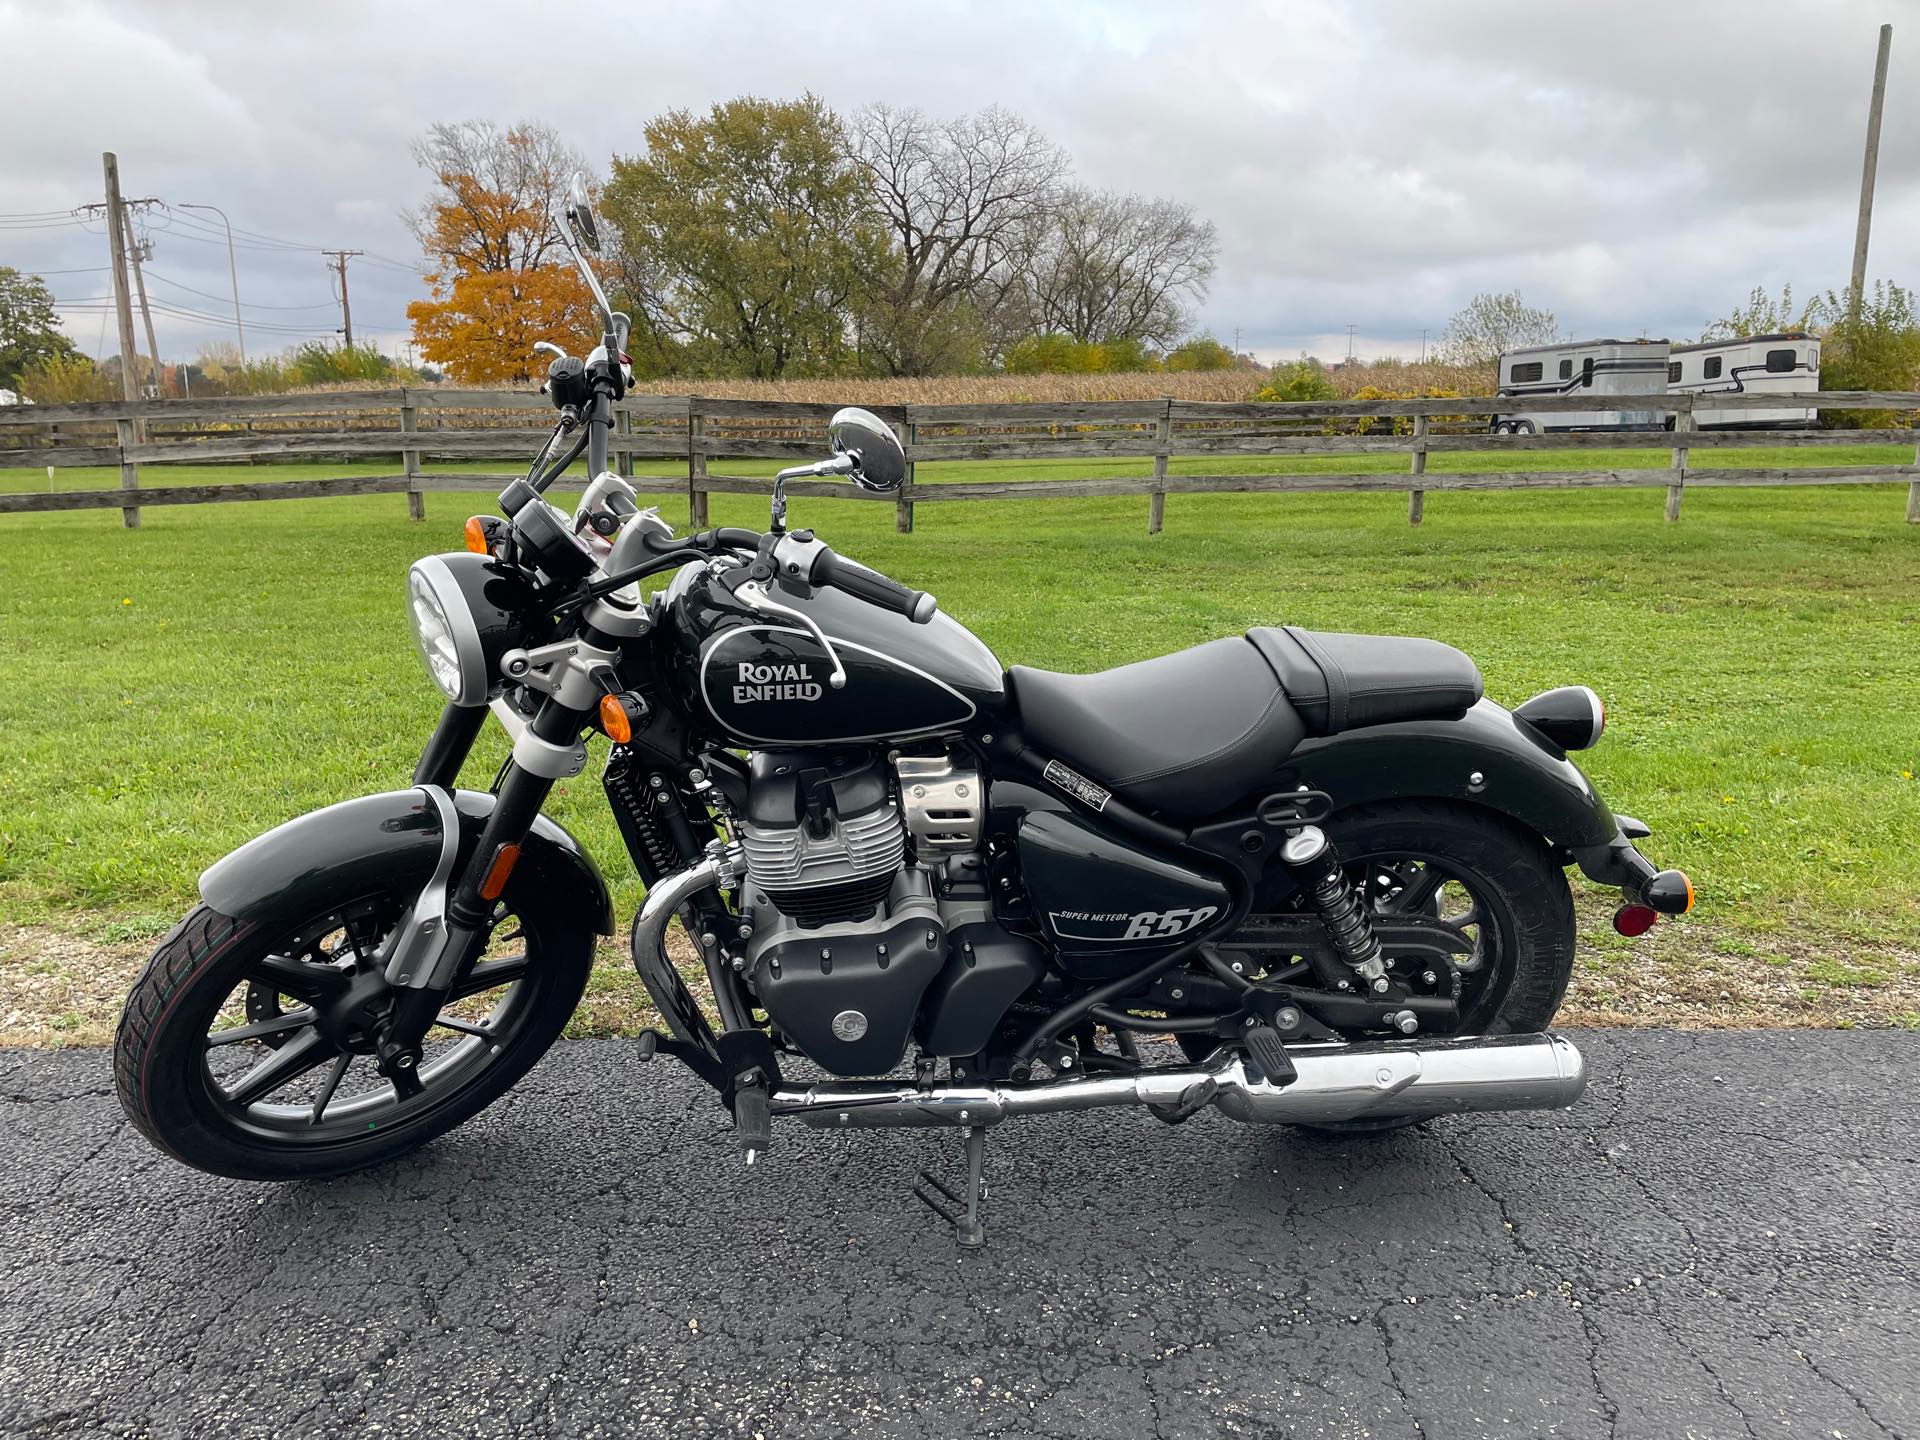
[1183,799,1576,1131]
[114,881,594,1181]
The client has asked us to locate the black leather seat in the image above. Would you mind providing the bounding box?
[1008,637,1303,819]
[1249,626,1482,736]
[1008,628,1484,820]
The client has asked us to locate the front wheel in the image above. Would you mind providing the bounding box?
[114,880,594,1181]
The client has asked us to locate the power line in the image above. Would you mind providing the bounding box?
[145,268,340,312]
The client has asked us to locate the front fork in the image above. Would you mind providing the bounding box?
[376,697,584,1075]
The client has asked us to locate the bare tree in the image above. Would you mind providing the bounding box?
[1438,290,1558,367]
[851,104,1067,374]
[405,120,587,274]
[1010,188,1218,349]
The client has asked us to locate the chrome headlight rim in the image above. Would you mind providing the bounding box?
[408,555,489,706]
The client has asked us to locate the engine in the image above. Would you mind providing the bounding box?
[736,747,1039,1075]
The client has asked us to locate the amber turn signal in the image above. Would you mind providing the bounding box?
[1644,869,1694,915]
[464,516,491,554]
[598,692,635,744]
[478,842,521,901]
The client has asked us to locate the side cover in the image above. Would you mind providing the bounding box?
[199,788,614,934]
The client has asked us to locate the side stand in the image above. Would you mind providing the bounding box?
[913,1125,988,1248]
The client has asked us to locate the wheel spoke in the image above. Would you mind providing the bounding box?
[432,1015,492,1039]
[309,1053,353,1124]
[223,1028,335,1106]
[206,1008,316,1048]
[451,955,529,1000]
[247,954,351,1003]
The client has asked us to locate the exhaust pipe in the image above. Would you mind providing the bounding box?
[771,1032,1585,1129]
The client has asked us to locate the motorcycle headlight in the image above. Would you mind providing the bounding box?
[406,553,535,707]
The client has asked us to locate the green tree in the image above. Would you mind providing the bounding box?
[1439,290,1557,367]
[1165,335,1234,372]
[1809,281,1920,427]
[0,267,79,390]
[602,95,887,378]
[1701,284,1815,341]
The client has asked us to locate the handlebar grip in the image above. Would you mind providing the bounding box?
[811,547,936,623]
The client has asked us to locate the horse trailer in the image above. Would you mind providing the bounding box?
[1491,340,1672,433]
[1667,333,1819,429]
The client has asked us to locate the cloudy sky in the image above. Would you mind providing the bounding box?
[2,0,1913,366]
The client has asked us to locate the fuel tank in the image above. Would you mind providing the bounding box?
[661,561,1006,747]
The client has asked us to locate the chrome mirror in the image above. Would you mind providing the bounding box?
[828,407,907,493]
[566,172,601,253]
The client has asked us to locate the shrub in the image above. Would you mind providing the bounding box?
[1164,336,1235,372]
[1811,281,1920,429]
[15,353,115,405]
[1253,357,1337,403]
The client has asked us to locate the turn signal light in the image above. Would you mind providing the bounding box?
[598,692,636,744]
[464,516,491,554]
[478,842,521,901]
[1644,869,1694,915]
[1612,903,1657,937]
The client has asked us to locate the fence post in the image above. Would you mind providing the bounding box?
[400,391,424,522]
[1408,414,1429,525]
[1666,396,1693,522]
[687,401,709,529]
[617,406,634,480]
[1908,436,1919,523]
[895,419,915,533]
[114,413,140,528]
[1148,397,1171,535]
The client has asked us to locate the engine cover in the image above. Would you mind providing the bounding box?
[749,870,945,1075]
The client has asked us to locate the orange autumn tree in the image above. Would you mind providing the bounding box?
[404,121,597,384]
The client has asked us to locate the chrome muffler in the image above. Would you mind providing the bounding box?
[771,1032,1585,1129]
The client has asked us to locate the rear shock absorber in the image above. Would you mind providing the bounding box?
[1280,826,1388,992]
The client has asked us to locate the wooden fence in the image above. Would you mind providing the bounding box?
[2,388,1917,532]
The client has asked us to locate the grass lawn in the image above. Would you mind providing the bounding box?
[2,444,1917,1043]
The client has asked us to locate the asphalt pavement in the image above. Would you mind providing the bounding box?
[1,1029,1914,1439]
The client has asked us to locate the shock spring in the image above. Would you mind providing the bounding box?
[1281,826,1385,983]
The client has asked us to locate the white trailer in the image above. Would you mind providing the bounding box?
[1491,340,1672,433]
[1667,333,1819,429]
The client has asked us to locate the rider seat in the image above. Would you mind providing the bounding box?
[1007,627,1482,820]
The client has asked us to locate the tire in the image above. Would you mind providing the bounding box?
[1189,799,1575,1134]
[114,879,594,1182]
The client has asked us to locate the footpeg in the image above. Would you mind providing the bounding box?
[1243,1024,1298,1085]
[1148,1075,1219,1125]
[634,1029,659,1063]
[912,1125,988,1247]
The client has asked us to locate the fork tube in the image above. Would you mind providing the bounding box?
[413,701,488,789]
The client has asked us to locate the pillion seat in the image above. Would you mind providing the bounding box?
[1006,627,1483,820]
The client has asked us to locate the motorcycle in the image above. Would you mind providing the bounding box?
[114,176,1693,1246]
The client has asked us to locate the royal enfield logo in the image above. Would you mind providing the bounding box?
[732,660,823,704]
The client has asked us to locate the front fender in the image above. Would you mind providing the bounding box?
[1275,699,1622,874]
[198,788,614,935]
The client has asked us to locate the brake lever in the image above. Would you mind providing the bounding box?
[734,579,847,690]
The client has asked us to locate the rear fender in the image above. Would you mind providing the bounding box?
[198,787,614,934]
[1270,699,1625,880]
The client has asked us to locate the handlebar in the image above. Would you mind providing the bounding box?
[809,545,936,624]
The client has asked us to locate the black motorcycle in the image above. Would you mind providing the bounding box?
[115,178,1692,1245]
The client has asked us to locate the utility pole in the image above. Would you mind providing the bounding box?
[1345,324,1357,363]
[324,250,363,348]
[1850,23,1894,302]
[1419,329,1429,363]
[1232,326,1242,358]
[126,216,165,398]
[100,154,141,408]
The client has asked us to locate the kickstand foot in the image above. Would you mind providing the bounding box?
[912,1124,988,1247]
